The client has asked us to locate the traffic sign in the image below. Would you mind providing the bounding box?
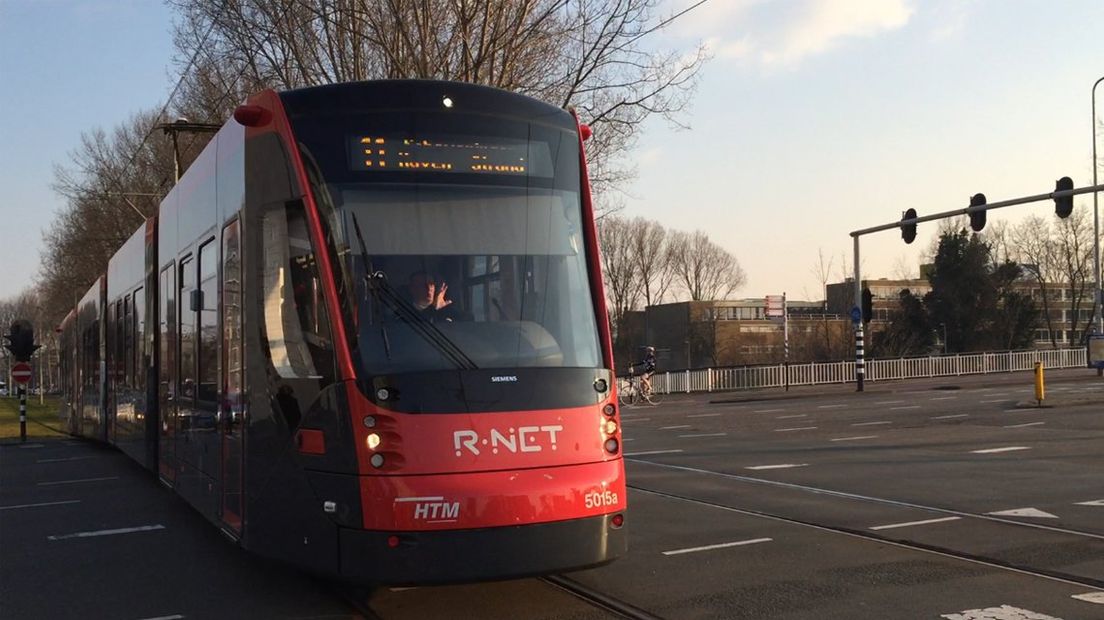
[850,306,862,324]
[11,362,31,384]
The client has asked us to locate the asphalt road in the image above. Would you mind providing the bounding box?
[4,369,1104,619]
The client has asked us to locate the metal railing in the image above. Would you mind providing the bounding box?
[650,348,1088,394]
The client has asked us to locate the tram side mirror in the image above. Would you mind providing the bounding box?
[190,290,203,312]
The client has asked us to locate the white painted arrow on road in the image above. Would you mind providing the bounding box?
[1075,499,1104,506]
[986,507,1059,519]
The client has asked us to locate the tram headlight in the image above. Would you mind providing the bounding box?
[370,453,385,468]
[366,433,381,450]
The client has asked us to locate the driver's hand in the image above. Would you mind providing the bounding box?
[435,282,453,309]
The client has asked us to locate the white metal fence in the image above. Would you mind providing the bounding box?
[651,348,1088,394]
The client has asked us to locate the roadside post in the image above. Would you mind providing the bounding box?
[4,321,42,443]
[1034,361,1045,407]
[11,362,31,441]
[850,305,864,392]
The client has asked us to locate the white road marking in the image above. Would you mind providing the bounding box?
[930,396,958,401]
[870,516,961,531]
[659,425,691,430]
[817,404,845,409]
[971,446,1030,454]
[931,414,969,420]
[1075,500,1104,506]
[0,500,81,511]
[980,399,1010,403]
[48,524,166,541]
[1003,409,1031,413]
[662,538,772,556]
[776,414,807,419]
[986,508,1058,519]
[745,464,807,470]
[38,476,119,486]
[753,408,785,413]
[687,413,721,418]
[830,435,878,442]
[623,417,651,422]
[1004,422,1045,428]
[36,456,101,464]
[678,432,727,438]
[1072,592,1104,604]
[624,449,684,456]
[890,405,921,410]
[941,604,1062,620]
[774,426,817,432]
[875,400,905,405]
[852,421,891,426]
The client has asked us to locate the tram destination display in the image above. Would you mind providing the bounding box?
[347,134,554,177]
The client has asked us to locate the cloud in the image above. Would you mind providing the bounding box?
[675,0,914,69]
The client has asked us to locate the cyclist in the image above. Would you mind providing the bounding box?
[634,346,657,396]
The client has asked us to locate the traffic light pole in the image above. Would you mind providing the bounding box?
[18,385,26,443]
[850,181,1104,391]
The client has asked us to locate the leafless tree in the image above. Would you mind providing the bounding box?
[168,0,709,201]
[596,216,641,338]
[1010,215,1059,347]
[667,230,745,301]
[1054,209,1096,343]
[626,217,674,306]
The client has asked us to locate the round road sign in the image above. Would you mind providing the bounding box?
[11,362,32,384]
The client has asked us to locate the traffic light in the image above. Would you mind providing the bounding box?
[901,208,917,244]
[4,320,40,362]
[861,287,873,324]
[1055,177,1074,218]
[969,193,987,232]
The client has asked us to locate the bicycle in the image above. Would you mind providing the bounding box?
[618,368,663,406]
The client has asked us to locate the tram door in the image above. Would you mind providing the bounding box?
[219,220,244,534]
[158,263,177,483]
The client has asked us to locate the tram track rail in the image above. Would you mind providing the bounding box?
[629,483,1104,593]
[540,574,665,620]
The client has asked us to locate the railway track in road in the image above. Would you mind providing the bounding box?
[337,574,664,620]
[628,482,1104,593]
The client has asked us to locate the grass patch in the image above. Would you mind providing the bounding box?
[0,396,66,441]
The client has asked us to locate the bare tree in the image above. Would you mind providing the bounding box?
[667,230,745,301]
[168,0,709,201]
[596,216,641,338]
[627,217,674,306]
[1010,215,1059,347]
[1054,209,1095,343]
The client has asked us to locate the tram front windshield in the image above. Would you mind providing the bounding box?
[305,114,602,375]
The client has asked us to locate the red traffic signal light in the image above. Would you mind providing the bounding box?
[1055,177,1074,218]
[969,193,987,232]
[901,208,918,244]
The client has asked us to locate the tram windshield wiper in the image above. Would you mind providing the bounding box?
[349,212,477,370]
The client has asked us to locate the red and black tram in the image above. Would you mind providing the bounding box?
[57,80,627,583]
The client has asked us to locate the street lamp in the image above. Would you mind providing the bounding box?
[1092,76,1104,336]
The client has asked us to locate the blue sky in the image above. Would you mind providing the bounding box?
[2,0,1103,304]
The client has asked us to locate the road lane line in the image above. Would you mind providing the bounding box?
[890,405,921,410]
[1074,500,1104,506]
[1072,592,1104,604]
[36,456,101,464]
[659,425,691,430]
[870,516,961,531]
[745,464,807,470]
[776,414,806,419]
[687,413,721,418]
[874,401,904,405]
[0,500,81,511]
[774,426,817,432]
[931,414,968,420]
[678,433,727,438]
[1004,422,1045,428]
[624,449,684,456]
[980,399,1010,403]
[48,524,166,541]
[852,421,891,426]
[830,435,878,442]
[753,408,785,413]
[38,476,119,486]
[930,396,958,401]
[817,404,845,409]
[623,418,651,422]
[971,446,1031,454]
[662,538,772,556]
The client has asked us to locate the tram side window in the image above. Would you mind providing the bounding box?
[159,266,175,404]
[179,257,196,402]
[260,201,334,384]
[124,295,133,387]
[133,289,144,392]
[197,242,218,404]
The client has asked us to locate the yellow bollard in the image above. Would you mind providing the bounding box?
[1034,361,1045,405]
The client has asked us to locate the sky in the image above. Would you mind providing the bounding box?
[2,0,1104,305]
